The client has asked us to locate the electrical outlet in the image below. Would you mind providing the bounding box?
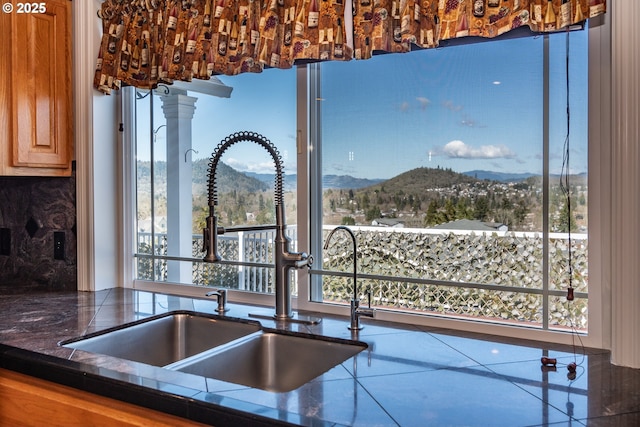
[54,231,65,260]
[0,228,10,256]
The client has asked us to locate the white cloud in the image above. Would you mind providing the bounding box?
[442,140,516,159]
[226,158,276,174]
[416,97,431,109]
[442,100,463,112]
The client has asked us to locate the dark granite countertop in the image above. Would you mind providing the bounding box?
[1,288,636,427]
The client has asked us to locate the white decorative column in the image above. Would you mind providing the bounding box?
[161,89,198,284]
[610,0,640,369]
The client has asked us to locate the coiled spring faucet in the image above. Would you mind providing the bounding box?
[203,132,313,322]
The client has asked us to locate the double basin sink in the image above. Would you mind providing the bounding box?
[61,311,366,392]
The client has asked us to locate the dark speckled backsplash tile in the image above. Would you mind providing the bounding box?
[0,170,77,291]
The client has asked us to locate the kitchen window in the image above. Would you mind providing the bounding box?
[127,26,591,334]
[309,29,590,332]
[129,69,298,295]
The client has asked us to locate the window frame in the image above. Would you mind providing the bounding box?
[122,21,608,349]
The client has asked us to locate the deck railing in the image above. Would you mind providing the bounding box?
[136,225,587,329]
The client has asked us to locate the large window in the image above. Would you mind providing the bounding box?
[132,69,298,293]
[130,28,589,332]
[314,30,588,331]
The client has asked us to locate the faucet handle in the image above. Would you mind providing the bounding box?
[203,215,224,263]
[360,289,375,316]
[294,253,313,269]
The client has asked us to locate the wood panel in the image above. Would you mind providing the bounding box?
[0,369,209,427]
[1,0,73,176]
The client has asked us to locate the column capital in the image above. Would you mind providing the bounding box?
[160,92,198,120]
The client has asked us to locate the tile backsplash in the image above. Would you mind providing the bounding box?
[0,169,76,291]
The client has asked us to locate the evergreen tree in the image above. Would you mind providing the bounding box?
[341,216,356,225]
[455,198,471,219]
[366,206,381,221]
[513,200,529,226]
[444,199,456,222]
[556,201,578,232]
[474,196,489,221]
[579,193,586,205]
[424,200,440,226]
[412,196,422,214]
[361,192,370,210]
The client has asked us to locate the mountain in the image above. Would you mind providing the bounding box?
[363,167,479,194]
[322,175,384,189]
[137,159,269,195]
[463,170,538,182]
[464,170,588,186]
[243,172,297,191]
[243,172,383,190]
[192,159,269,193]
[140,160,571,196]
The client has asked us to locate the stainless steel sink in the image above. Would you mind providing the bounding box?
[62,311,367,393]
[62,311,261,367]
[173,331,366,392]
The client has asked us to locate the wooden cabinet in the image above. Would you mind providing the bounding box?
[0,369,208,427]
[0,0,73,176]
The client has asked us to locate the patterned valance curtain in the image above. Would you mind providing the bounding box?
[94,0,606,94]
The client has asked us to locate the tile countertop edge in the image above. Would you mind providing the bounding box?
[0,343,303,427]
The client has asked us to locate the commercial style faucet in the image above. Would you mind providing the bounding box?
[323,226,375,330]
[203,132,313,322]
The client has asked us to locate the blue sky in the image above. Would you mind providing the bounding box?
[188,68,298,175]
[319,31,588,179]
[144,28,588,181]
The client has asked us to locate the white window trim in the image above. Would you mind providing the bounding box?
[76,0,613,351]
[296,26,610,349]
[75,0,123,293]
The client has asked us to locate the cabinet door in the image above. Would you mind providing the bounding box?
[0,369,209,427]
[2,0,73,175]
